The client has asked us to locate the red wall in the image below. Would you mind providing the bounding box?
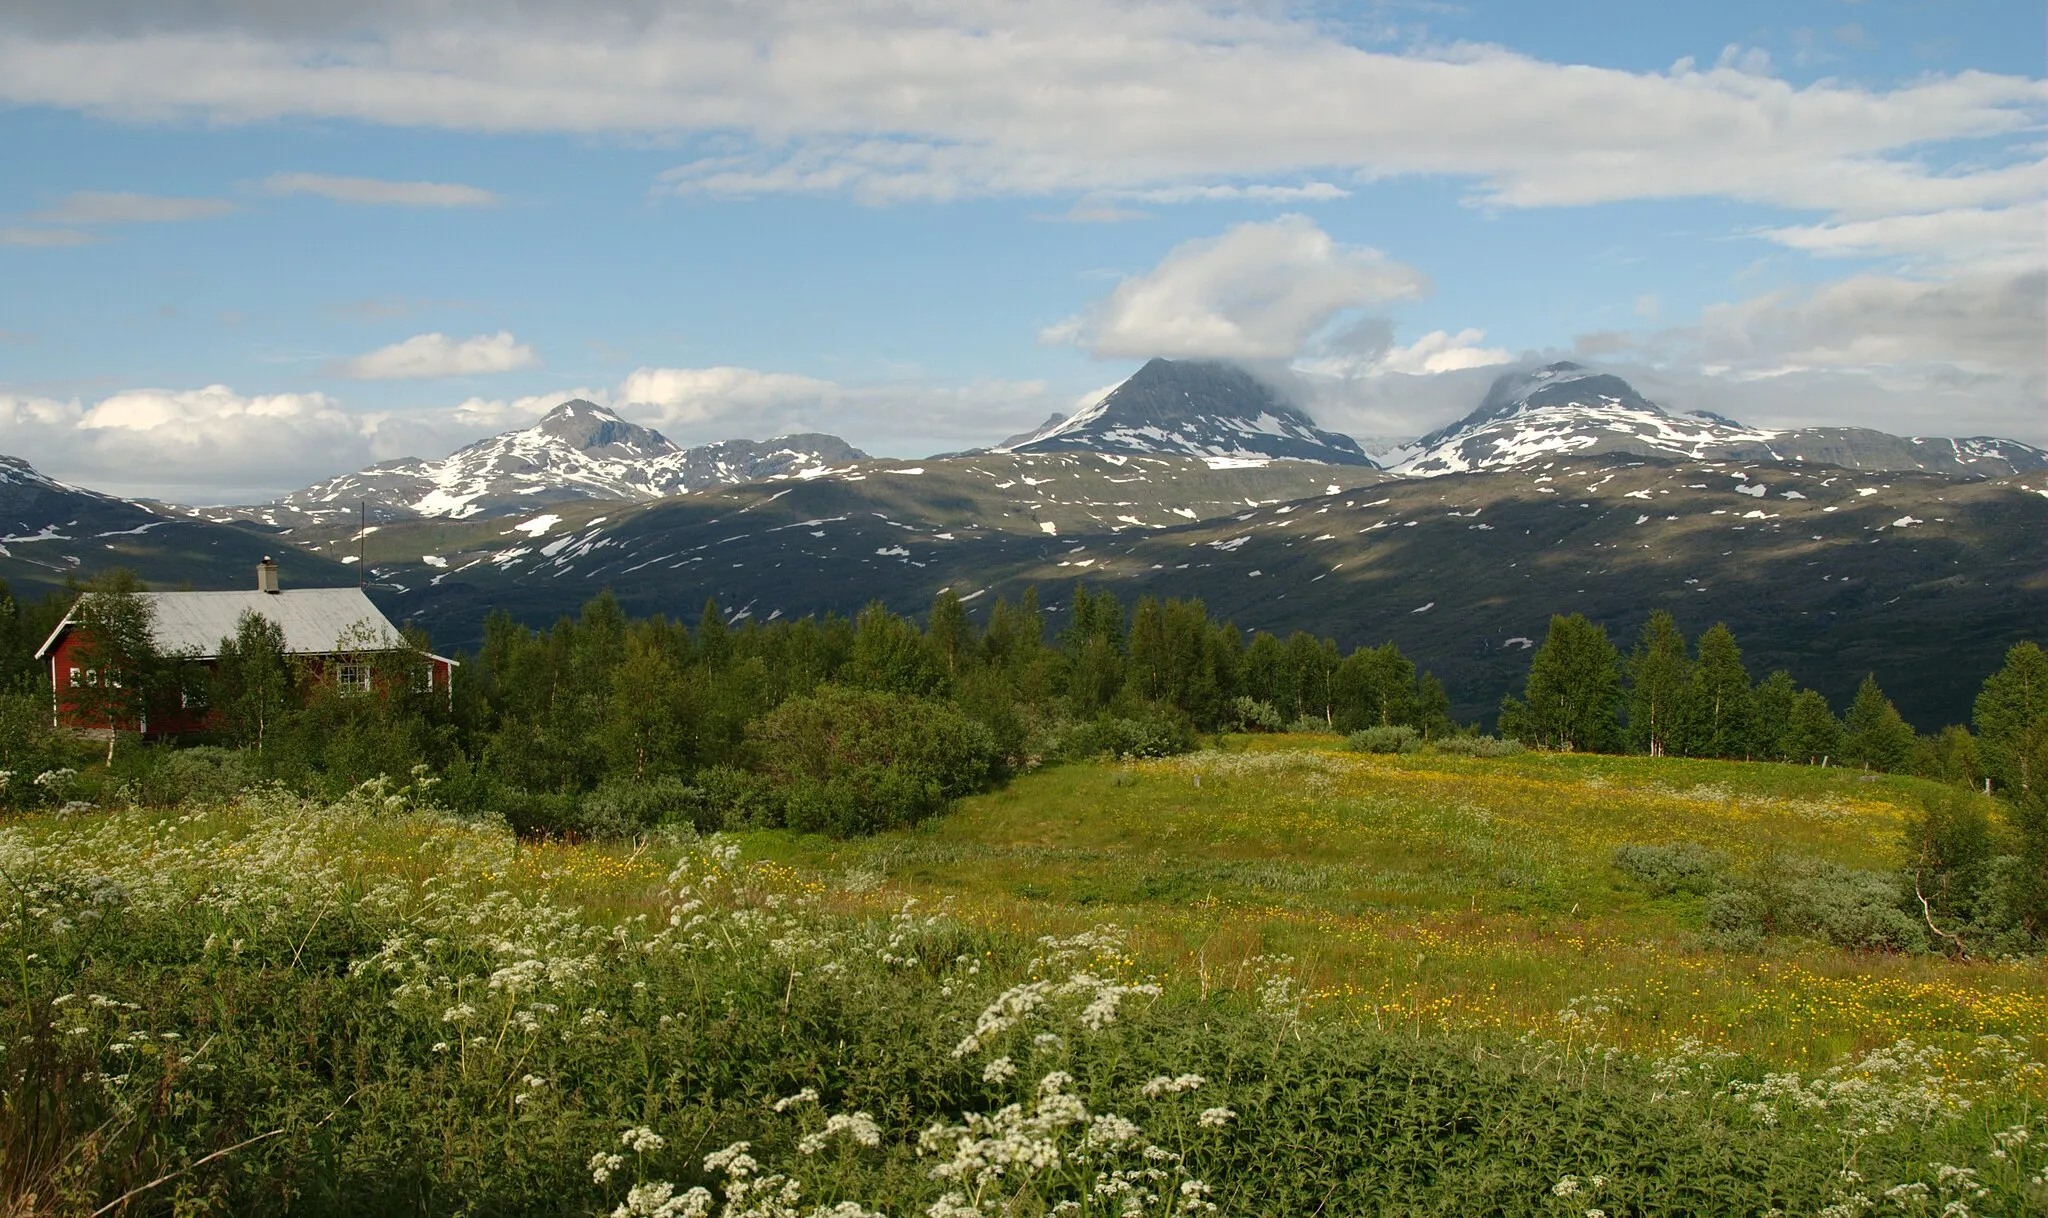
[46,628,455,736]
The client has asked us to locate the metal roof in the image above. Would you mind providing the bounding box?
[36,588,406,660]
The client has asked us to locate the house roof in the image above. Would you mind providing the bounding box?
[36,588,410,661]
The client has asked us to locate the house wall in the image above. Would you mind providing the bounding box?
[46,627,456,736]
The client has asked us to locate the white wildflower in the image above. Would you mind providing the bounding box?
[982,1057,1017,1084]
[1197,1107,1235,1128]
[1553,1176,1582,1198]
[589,1151,625,1184]
[1140,1074,1204,1098]
[611,1181,712,1218]
[772,1087,821,1112]
[621,1125,666,1154]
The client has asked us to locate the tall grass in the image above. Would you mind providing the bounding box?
[3,789,2043,1215]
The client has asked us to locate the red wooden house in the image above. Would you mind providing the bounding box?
[34,558,456,735]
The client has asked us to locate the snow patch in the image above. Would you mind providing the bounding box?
[513,514,562,537]
[421,554,448,568]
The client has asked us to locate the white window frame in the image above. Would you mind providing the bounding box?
[337,662,373,693]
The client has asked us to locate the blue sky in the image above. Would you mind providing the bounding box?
[1,0,2041,502]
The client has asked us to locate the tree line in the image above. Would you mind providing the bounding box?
[1,574,2041,842]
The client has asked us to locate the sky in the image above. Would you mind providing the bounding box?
[0,0,2042,503]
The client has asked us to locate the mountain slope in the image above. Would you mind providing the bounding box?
[1007,358,1374,466]
[184,401,868,526]
[0,455,356,598]
[1394,362,2048,478]
[318,445,2048,731]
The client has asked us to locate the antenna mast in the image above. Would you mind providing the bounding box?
[359,500,365,587]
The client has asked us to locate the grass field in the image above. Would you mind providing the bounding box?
[742,737,2048,1066]
[5,749,2046,1215]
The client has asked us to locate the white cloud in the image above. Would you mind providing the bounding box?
[1665,270,2044,379]
[1757,203,2045,274]
[261,173,500,207]
[0,384,391,501]
[32,191,235,225]
[1374,329,1513,375]
[0,2,2036,266]
[329,331,539,379]
[1043,215,1428,360]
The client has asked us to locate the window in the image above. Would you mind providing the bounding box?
[337,663,372,693]
[68,667,81,687]
[412,664,434,693]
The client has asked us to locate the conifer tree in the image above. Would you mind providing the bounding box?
[1750,670,1796,762]
[1781,688,1843,764]
[1688,623,1756,759]
[1624,610,1690,756]
[1500,613,1622,752]
[1973,640,2048,799]
[1843,673,1913,771]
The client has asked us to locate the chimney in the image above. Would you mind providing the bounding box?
[257,556,280,594]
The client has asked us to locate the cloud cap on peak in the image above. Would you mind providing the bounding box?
[1042,215,1428,361]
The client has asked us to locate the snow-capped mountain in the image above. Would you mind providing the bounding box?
[1392,362,2048,478]
[1003,358,1375,467]
[188,401,868,525]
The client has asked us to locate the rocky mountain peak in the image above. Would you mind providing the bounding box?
[1006,357,1374,466]
[523,400,677,458]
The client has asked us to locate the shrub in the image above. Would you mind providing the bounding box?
[577,777,709,838]
[1050,711,1194,761]
[1287,714,1333,734]
[1432,734,1525,757]
[125,745,255,808]
[747,685,1001,835]
[1347,725,1422,754]
[1227,696,1283,733]
[1708,853,1928,952]
[1613,842,1726,896]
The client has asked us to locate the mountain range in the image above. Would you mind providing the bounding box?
[179,401,867,528]
[1389,362,2047,478]
[1,358,2042,729]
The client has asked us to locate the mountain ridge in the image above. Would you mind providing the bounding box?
[180,401,869,527]
[1392,361,2047,478]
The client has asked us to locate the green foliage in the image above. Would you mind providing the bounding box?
[1345,725,1421,754]
[1684,623,1756,759]
[1974,640,2048,799]
[1779,688,1844,764]
[210,609,296,752]
[1624,610,1690,757]
[1612,842,1726,896]
[748,685,999,835]
[1049,710,1194,761]
[64,570,161,762]
[4,801,2042,1217]
[1428,734,1525,757]
[1500,613,1621,752]
[1844,673,1915,772]
[1705,853,1926,952]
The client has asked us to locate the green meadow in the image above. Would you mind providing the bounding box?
[744,738,2047,1067]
